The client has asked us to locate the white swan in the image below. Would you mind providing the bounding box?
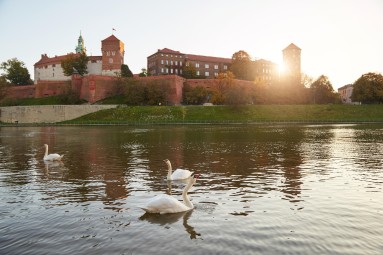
[164,159,193,180]
[43,144,63,161]
[140,174,197,214]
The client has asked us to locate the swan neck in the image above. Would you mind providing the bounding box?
[44,145,48,157]
[182,178,195,209]
[167,161,172,180]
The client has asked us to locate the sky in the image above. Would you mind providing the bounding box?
[0,0,382,90]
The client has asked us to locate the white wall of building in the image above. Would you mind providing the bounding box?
[34,64,70,84]
[34,60,103,84]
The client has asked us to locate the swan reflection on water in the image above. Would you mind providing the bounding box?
[43,160,65,178]
[139,210,201,239]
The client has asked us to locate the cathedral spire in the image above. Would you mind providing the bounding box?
[75,31,86,54]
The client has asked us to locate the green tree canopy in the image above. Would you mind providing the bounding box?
[138,68,151,77]
[351,72,383,104]
[121,64,133,77]
[182,84,209,105]
[230,50,253,81]
[0,58,33,85]
[61,53,89,76]
[181,64,198,79]
[310,75,339,104]
[0,75,10,100]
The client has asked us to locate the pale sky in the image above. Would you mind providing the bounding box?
[0,0,382,89]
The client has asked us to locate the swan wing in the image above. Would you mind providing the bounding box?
[141,194,190,214]
[44,153,63,161]
[171,169,192,180]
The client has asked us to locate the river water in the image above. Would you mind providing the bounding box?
[0,124,382,255]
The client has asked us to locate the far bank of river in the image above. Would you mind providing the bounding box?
[2,104,383,125]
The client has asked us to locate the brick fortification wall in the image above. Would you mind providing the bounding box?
[4,75,256,106]
[35,80,72,98]
[185,78,255,97]
[4,85,35,99]
[136,75,185,105]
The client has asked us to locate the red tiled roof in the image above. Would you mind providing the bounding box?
[102,34,120,42]
[283,43,301,51]
[158,48,182,54]
[34,53,101,66]
[185,54,231,64]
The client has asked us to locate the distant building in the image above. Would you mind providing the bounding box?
[34,34,124,84]
[338,84,359,104]
[147,48,279,82]
[253,59,279,85]
[283,43,301,85]
[147,48,231,78]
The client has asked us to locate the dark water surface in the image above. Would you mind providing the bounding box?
[0,125,382,255]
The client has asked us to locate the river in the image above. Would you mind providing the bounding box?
[1,124,382,254]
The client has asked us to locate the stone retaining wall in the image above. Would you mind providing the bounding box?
[0,105,119,124]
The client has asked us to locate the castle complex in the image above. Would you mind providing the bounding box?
[34,34,124,84]
[33,33,300,86]
[25,34,302,105]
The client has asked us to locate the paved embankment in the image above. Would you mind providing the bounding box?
[0,105,119,124]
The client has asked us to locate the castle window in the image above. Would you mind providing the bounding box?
[109,58,113,64]
[214,65,218,69]
[112,51,116,56]
[205,64,209,69]
[223,65,227,70]
[205,71,209,77]
[196,63,200,68]
[196,71,200,76]
[161,60,164,64]
[107,51,110,56]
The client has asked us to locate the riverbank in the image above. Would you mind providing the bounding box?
[61,104,383,125]
[1,104,383,126]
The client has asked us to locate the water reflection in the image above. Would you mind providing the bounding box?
[1,125,383,254]
[140,210,201,239]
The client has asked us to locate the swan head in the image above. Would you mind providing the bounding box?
[44,144,48,147]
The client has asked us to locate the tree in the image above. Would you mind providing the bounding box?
[0,75,10,100]
[0,58,33,85]
[310,75,339,104]
[351,72,383,104]
[138,68,150,77]
[61,52,89,76]
[121,64,133,77]
[230,50,253,81]
[182,84,209,105]
[181,64,198,79]
[301,73,314,88]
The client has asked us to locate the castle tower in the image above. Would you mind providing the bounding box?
[101,35,125,76]
[75,32,86,54]
[283,43,301,85]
